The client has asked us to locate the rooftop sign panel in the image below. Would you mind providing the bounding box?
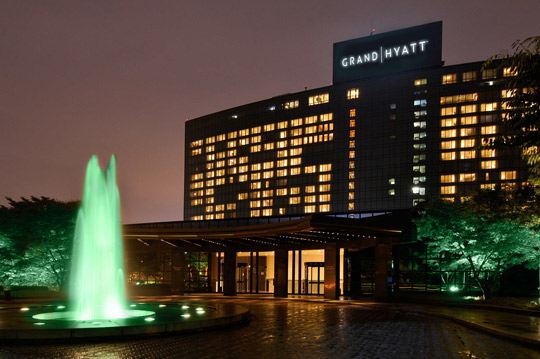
[333,22,443,83]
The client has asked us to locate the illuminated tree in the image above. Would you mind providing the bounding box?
[0,197,78,290]
[484,36,540,187]
[416,192,540,299]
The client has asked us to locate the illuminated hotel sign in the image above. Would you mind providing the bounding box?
[333,22,442,83]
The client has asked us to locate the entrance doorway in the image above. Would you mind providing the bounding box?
[304,262,324,295]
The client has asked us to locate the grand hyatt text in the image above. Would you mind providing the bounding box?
[341,40,429,68]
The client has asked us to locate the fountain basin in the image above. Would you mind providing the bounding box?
[0,301,250,340]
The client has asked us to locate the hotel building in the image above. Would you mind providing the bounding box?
[125,22,526,300]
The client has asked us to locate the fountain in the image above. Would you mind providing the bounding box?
[0,155,249,340]
[69,154,129,320]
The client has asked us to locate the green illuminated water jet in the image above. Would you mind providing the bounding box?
[69,154,127,320]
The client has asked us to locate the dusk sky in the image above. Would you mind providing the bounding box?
[1,0,539,224]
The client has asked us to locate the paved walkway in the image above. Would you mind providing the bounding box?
[1,295,540,358]
[181,293,540,347]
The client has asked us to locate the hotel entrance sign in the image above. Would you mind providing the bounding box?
[333,22,442,83]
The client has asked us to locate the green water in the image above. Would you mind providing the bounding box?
[69,155,127,320]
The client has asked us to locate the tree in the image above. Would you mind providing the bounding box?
[0,197,79,290]
[484,36,540,187]
[415,192,540,299]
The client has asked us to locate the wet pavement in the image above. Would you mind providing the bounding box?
[1,298,540,359]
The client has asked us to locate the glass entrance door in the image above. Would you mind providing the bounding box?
[304,262,324,295]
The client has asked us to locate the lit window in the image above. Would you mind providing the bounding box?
[441,118,457,127]
[319,174,332,182]
[503,67,517,77]
[319,163,332,172]
[348,203,355,210]
[413,154,426,163]
[413,176,426,184]
[414,99,427,107]
[277,140,287,148]
[320,184,331,192]
[412,187,425,195]
[191,148,202,156]
[413,143,427,150]
[190,199,203,206]
[349,150,355,159]
[205,136,216,144]
[250,200,261,208]
[414,121,427,128]
[441,152,456,161]
[284,100,299,109]
[262,209,273,216]
[481,125,497,135]
[291,118,303,127]
[251,173,261,181]
[463,71,476,82]
[319,204,330,212]
[251,135,261,143]
[250,182,261,189]
[442,74,457,84]
[441,129,457,138]
[441,140,456,150]
[460,116,478,125]
[480,103,498,112]
[290,167,301,175]
[389,178,395,185]
[481,160,497,169]
[304,205,316,213]
[441,107,457,116]
[388,189,395,196]
[481,149,496,158]
[227,131,237,139]
[216,134,226,142]
[276,188,288,196]
[413,165,426,174]
[459,173,476,182]
[460,139,475,148]
[290,158,302,166]
[289,197,301,205]
[264,143,275,151]
[250,210,260,217]
[460,128,476,137]
[441,174,456,183]
[350,119,356,127]
[290,148,302,156]
[305,185,316,193]
[305,195,316,203]
[348,192,354,200]
[347,88,359,100]
[264,123,275,132]
[277,159,288,167]
[251,126,261,134]
[461,105,477,114]
[308,93,329,106]
[500,171,517,180]
[349,109,356,117]
[277,169,288,177]
[414,110,427,118]
[460,150,476,159]
[319,194,330,202]
[414,78,427,86]
[305,165,317,174]
[239,138,249,146]
[441,186,456,195]
[349,129,356,138]
[305,115,318,124]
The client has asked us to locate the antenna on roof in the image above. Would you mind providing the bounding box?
[370,18,375,36]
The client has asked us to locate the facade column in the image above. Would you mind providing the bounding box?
[223,250,237,296]
[324,243,340,300]
[375,242,391,301]
[274,249,288,297]
[171,250,185,295]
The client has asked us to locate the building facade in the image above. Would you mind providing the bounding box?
[184,22,526,222]
[125,22,528,300]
